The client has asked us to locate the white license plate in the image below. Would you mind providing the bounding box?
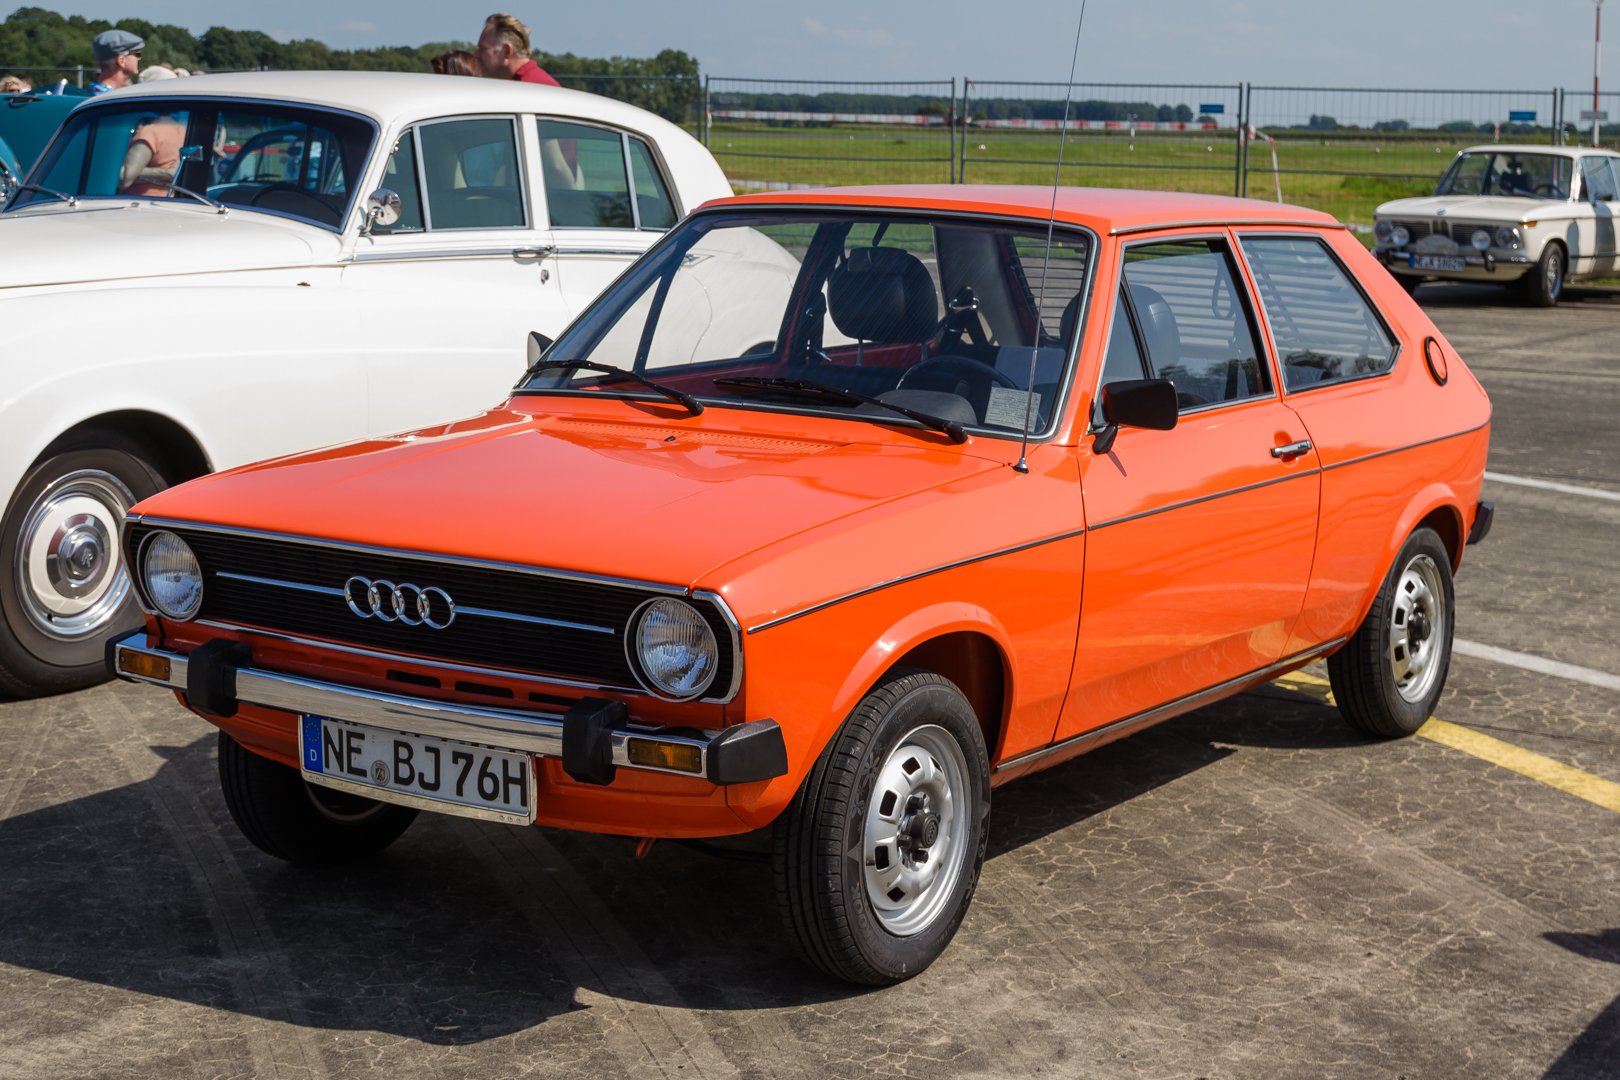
[300,715,536,825]
[1410,254,1466,272]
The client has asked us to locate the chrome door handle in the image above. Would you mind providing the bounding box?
[512,246,555,259]
[1271,440,1312,459]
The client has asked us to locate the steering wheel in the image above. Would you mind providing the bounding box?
[249,183,344,220]
[1532,182,1559,196]
[898,356,1019,417]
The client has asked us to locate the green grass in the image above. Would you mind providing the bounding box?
[689,122,1563,228]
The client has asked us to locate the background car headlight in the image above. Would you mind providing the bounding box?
[142,531,203,620]
[1374,220,1393,243]
[1470,228,1491,251]
[632,598,718,698]
[1390,225,1410,247]
[1495,226,1520,249]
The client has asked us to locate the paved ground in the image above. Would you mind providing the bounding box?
[2,282,1618,1080]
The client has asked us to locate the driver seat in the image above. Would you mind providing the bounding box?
[826,246,939,343]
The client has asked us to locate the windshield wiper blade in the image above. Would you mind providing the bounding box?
[528,358,703,417]
[167,183,228,214]
[9,184,78,208]
[713,377,967,444]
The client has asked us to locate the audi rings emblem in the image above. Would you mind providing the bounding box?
[344,576,455,629]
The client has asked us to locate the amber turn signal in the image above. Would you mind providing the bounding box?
[119,650,170,682]
[624,737,703,774]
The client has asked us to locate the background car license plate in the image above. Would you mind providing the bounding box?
[1410,254,1466,272]
[300,715,535,825]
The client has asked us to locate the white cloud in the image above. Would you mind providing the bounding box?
[803,17,825,34]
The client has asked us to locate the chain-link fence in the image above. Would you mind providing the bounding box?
[701,78,957,189]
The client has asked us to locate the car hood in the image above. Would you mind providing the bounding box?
[132,408,1007,591]
[1375,194,1575,221]
[0,202,322,289]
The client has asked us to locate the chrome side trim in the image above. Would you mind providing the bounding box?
[746,527,1088,635]
[347,247,548,263]
[1111,218,1346,236]
[551,247,648,256]
[132,517,688,596]
[993,637,1350,773]
[193,620,646,695]
[1086,468,1321,532]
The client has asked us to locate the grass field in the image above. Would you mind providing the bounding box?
[692,122,1564,236]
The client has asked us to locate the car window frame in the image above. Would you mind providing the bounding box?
[403,112,530,233]
[14,94,380,233]
[1578,154,1619,204]
[532,113,682,232]
[1096,230,1278,421]
[1231,228,1403,398]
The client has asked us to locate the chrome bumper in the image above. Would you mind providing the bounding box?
[108,631,786,787]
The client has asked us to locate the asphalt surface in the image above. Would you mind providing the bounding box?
[2,281,1618,1080]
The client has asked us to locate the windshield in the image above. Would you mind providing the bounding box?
[1436,152,1573,199]
[11,98,375,228]
[519,210,1094,438]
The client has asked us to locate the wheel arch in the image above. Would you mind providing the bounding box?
[1350,484,1466,634]
[34,410,212,486]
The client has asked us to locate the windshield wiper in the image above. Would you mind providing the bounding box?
[166,184,229,215]
[713,377,967,444]
[528,358,703,417]
[9,184,78,208]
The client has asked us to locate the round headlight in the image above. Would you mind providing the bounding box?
[631,598,718,699]
[1374,219,1394,243]
[1495,226,1519,249]
[1390,225,1410,247]
[1470,228,1491,251]
[142,531,203,620]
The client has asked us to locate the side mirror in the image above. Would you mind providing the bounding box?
[526,330,555,367]
[1093,379,1177,454]
[362,188,401,234]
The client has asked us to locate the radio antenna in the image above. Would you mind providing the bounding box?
[1014,0,1087,475]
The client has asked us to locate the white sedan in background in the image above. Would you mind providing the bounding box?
[0,71,730,696]
[1372,143,1620,306]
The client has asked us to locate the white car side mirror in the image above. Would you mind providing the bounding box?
[362,188,401,234]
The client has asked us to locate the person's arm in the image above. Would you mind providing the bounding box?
[119,141,154,191]
[541,139,583,191]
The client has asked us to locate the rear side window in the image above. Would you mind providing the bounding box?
[1239,236,1397,391]
[1581,157,1618,203]
[628,137,676,229]
[538,120,677,230]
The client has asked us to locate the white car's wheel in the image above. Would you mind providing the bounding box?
[1524,243,1564,307]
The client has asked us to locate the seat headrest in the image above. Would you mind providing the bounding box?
[827,246,939,343]
[1126,283,1181,370]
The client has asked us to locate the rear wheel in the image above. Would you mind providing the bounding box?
[773,670,989,985]
[1523,243,1564,307]
[218,731,418,866]
[1328,527,1454,738]
[0,434,167,697]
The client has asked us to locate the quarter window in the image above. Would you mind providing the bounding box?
[372,129,423,233]
[629,136,676,229]
[417,118,526,230]
[538,120,675,230]
[1239,236,1397,391]
[1117,238,1270,411]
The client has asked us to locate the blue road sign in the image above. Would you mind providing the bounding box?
[1199,104,1225,114]
[1508,111,1536,122]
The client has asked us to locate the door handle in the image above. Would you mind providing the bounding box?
[512,246,555,259]
[1271,439,1312,459]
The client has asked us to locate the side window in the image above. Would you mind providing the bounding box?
[1581,157,1617,203]
[1119,238,1270,411]
[538,120,632,228]
[373,129,423,233]
[417,117,525,230]
[1239,236,1398,392]
[1091,288,1150,425]
[628,136,676,229]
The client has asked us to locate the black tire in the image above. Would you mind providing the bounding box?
[773,669,990,985]
[218,731,418,866]
[1328,527,1455,738]
[1523,243,1564,307]
[0,433,168,698]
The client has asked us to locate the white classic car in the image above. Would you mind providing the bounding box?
[0,71,730,696]
[1372,143,1620,306]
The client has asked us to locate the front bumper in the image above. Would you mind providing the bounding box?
[1376,247,1534,278]
[107,630,787,789]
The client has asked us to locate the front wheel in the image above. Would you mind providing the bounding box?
[773,670,990,985]
[1523,243,1564,307]
[1327,527,1455,738]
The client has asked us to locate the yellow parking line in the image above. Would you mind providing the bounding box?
[1269,670,1620,814]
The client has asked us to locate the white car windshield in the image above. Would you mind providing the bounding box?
[1436,152,1573,200]
[519,210,1095,438]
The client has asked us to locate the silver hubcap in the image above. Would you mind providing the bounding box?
[862,724,971,937]
[1388,553,1447,703]
[15,470,135,639]
[1547,252,1562,295]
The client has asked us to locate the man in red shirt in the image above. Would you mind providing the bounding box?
[476,14,559,85]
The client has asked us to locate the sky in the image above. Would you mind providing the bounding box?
[49,0,1609,93]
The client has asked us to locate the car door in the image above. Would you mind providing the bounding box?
[537,118,680,313]
[1057,232,1321,740]
[1577,156,1618,277]
[345,115,571,436]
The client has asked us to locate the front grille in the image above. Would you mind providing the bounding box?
[1449,222,1493,244]
[1392,219,1432,241]
[127,523,735,696]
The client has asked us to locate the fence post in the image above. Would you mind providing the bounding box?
[1233,82,1244,197]
[960,78,970,183]
[1240,83,1252,198]
[949,77,957,183]
[702,75,711,147]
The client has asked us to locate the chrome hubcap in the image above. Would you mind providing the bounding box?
[862,724,971,937]
[1389,553,1447,703]
[15,471,135,639]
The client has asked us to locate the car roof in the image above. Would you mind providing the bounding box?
[704,185,1343,237]
[1455,144,1591,156]
[90,70,672,136]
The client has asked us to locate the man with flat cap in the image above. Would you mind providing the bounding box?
[89,29,144,93]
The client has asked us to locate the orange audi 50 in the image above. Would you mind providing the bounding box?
[110,187,1492,985]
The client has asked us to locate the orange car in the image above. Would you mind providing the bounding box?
[109,186,1492,985]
